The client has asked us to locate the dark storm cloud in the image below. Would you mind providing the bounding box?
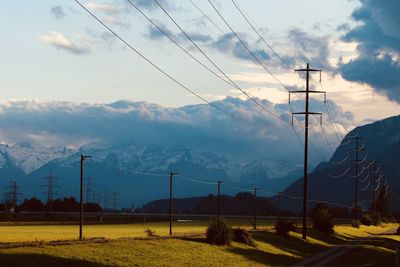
[339,0,400,102]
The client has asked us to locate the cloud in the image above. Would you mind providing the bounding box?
[285,28,332,71]
[38,31,90,55]
[51,6,65,19]
[212,33,270,61]
[145,20,212,44]
[132,0,174,11]
[0,98,353,164]
[84,2,122,14]
[178,32,213,43]
[339,0,400,103]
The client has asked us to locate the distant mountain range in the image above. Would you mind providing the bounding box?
[282,115,400,210]
[0,142,302,208]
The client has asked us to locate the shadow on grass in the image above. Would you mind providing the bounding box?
[359,236,400,251]
[252,230,324,258]
[228,246,298,266]
[175,236,208,244]
[0,253,112,267]
[307,229,347,245]
[329,245,396,267]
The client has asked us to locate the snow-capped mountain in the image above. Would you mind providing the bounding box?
[241,159,297,180]
[0,141,301,206]
[0,143,75,174]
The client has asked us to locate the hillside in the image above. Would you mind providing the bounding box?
[283,115,400,209]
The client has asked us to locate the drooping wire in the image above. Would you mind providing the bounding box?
[230,0,292,69]
[329,166,351,178]
[207,0,292,92]
[177,175,218,185]
[187,0,226,35]
[330,154,350,165]
[73,0,270,129]
[126,0,236,89]
[152,0,289,123]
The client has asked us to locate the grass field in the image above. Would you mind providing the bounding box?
[0,222,398,266]
[0,218,275,243]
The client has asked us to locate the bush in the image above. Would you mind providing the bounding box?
[312,203,334,234]
[361,214,372,226]
[352,221,360,228]
[206,219,232,245]
[232,228,255,247]
[361,212,381,226]
[275,220,296,237]
[144,228,156,237]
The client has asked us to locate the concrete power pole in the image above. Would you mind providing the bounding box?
[290,63,325,240]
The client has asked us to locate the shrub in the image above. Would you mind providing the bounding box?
[144,228,156,237]
[206,219,232,245]
[369,212,382,226]
[275,220,296,237]
[312,203,334,234]
[361,212,381,226]
[361,214,372,226]
[352,221,360,228]
[232,228,255,247]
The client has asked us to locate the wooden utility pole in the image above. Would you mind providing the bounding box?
[290,63,325,240]
[80,154,91,240]
[253,188,260,230]
[349,135,365,223]
[371,161,380,212]
[217,181,225,222]
[169,172,178,236]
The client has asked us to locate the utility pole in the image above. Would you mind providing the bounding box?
[41,168,58,204]
[349,135,365,223]
[217,181,225,222]
[102,191,110,209]
[371,161,380,212]
[80,154,91,241]
[253,188,259,230]
[111,191,121,211]
[277,192,282,219]
[295,197,299,228]
[169,171,178,236]
[5,181,20,211]
[290,63,325,240]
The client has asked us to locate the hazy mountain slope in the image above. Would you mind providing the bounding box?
[283,115,400,209]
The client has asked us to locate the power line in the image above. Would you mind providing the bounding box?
[230,0,292,69]
[152,0,286,123]
[74,0,269,129]
[187,0,226,35]
[126,0,235,89]
[207,0,291,92]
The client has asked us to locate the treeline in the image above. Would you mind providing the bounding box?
[0,197,102,212]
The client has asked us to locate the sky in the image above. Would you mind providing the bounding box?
[0,0,400,159]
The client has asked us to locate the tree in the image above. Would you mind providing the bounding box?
[17,198,44,212]
[375,186,389,217]
[311,202,334,234]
